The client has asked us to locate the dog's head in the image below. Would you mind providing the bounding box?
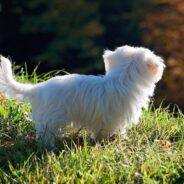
[103,45,165,82]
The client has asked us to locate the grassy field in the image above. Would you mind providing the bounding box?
[0,70,184,183]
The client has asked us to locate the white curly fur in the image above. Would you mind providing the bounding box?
[0,46,165,147]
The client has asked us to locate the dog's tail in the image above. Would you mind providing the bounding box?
[0,55,33,101]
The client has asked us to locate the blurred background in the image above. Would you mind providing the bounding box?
[0,0,184,110]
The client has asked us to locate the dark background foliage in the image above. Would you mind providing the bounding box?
[0,0,184,110]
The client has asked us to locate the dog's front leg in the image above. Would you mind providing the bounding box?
[92,129,111,141]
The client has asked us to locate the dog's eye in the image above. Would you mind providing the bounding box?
[146,62,158,75]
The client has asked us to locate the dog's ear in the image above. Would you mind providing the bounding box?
[103,50,114,71]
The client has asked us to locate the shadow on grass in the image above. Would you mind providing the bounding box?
[0,139,37,171]
[54,133,118,153]
[0,133,99,171]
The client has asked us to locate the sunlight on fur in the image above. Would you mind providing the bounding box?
[0,45,165,147]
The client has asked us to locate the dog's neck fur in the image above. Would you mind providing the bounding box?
[103,63,155,129]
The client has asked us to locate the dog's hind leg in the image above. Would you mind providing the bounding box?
[35,122,59,148]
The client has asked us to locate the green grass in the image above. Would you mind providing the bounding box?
[0,69,184,183]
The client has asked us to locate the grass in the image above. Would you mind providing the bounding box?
[0,68,184,183]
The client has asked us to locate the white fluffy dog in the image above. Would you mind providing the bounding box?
[0,46,165,147]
